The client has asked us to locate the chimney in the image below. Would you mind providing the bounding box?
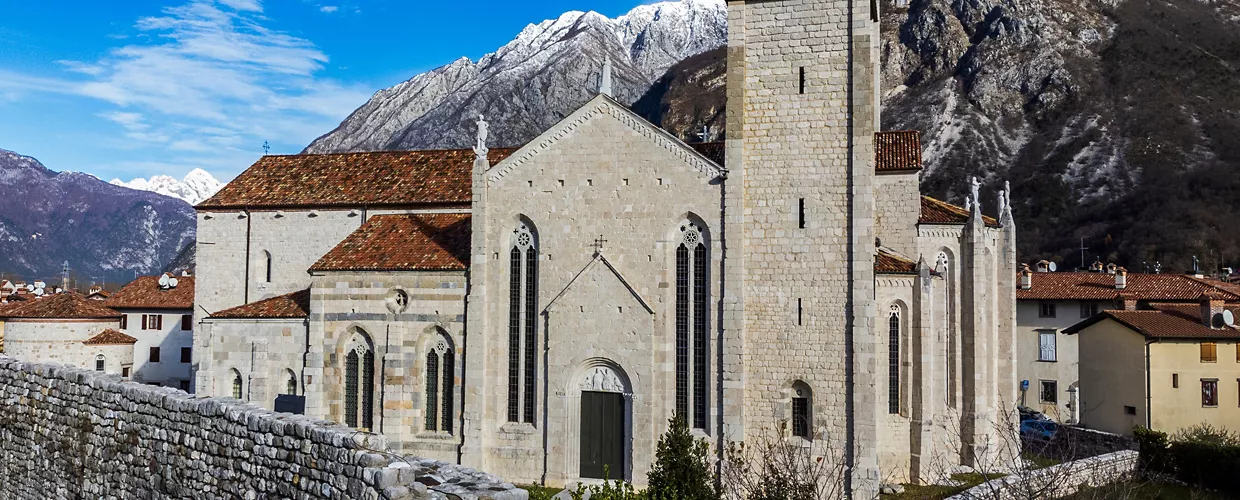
[1118,292,1138,311]
[1018,264,1033,290]
[1036,260,1051,273]
[1115,267,1127,290]
[1200,290,1226,328]
[1106,263,1118,275]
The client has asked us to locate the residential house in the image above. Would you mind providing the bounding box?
[0,292,135,376]
[105,274,196,391]
[1065,292,1240,435]
[1015,264,1240,422]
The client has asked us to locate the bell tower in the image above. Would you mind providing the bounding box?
[721,0,882,497]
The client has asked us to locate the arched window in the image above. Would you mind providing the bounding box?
[231,369,243,400]
[889,305,901,415]
[424,335,456,433]
[285,369,297,396]
[508,222,538,424]
[95,355,105,372]
[791,382,813,439]
[344,333,375,431]
[675,221,710,430]
[260,250,273,283]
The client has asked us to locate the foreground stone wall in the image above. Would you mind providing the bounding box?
[948,450,1138,500]
[0,356,526,500]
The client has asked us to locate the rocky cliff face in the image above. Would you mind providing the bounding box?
[304,0,727,153]
[0,148,195,283]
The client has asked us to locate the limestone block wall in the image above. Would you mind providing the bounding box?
[876,276,915,482]
[3,320,122,371]
[306,272,468,463]
[116,307,194,388]
[472,96,724,485]
[197,317,307,411]
[875,172,921,258]
[0,356,527,500]
[947,450,1138,500]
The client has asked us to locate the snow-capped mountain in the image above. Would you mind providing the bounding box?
[0,148,195,283]
[110,168,223,205]
[304,0,727,153]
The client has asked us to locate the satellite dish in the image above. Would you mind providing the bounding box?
[33,288,43,297]
[168,278,178,288]
[1225,310,1235,327]
[158,274,170,288]
[25,284,34,292]
[1048,262,1058,272]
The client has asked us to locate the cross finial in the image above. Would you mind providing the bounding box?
[262,140,270,155]
[591,235,609,254]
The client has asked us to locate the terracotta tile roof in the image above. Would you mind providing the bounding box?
[197,148,519,210]
[309,213,471,272]
[920,196,1000,228]
[689,142,725,166]
[212,289,311,319]
[83,329,138,346]
[876,249,918,274]
[875,131,923,172]
[1016,272,1240,301]
[86,290,110,300]
[104,275,194,310]
[1065,304,1240,340]
[0,292,120,320]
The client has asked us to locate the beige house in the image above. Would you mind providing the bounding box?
[1016,268,1240,422]
[0,292,135,376]
[1065,293,1240,435]
[193,0,1020,494]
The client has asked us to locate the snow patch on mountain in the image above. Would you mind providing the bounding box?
[110,168,224,205]
[304,0,727,153]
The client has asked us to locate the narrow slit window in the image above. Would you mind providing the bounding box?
[870,0,879,22]
[798,198,806,229]
[799,67,806,94]
[798,298,803,326]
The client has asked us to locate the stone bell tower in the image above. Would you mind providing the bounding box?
[721,0,883,498]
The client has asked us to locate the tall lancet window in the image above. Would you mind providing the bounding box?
[676,221,710,430]
[344,333,375,431]
[424,335,456,434]
[889,305,901,415]
[508,222,538,424]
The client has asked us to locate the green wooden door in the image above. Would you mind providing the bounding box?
[580,391,624,479]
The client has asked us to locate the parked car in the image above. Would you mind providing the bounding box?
[1020,419,1059,441]
[1018,405,1051,422]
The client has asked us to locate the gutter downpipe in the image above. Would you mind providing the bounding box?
[243,208,252,304]
[1145,338,1157,429]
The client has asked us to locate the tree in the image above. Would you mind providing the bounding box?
[646,414,717,500]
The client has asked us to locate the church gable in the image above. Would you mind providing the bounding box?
[544,254,653,316]
[485,94,724,186]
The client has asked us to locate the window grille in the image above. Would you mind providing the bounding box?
[523,248,537,424]
[693,243,708,429]
[675,244,689,421]
[508,223,538,424]
[792,395,809,438]
[362,350,374,431]
[231,372,243,400]
[889,308,900,414]
[507,247,521,422]
[426,351,439,431]
[442,350,455,434]
[95,355,105,372]
[345,351,359,427]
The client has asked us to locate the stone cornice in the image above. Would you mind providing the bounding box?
[485,95,725,186]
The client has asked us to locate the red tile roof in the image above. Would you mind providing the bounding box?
[875,131,923,172]
[197,148,518,210]
[0,293,120,320]
[83,329,138,345]
[876,249,918,274]
[1016,272,1240,302]
[1065,303,1240,340]
[919,196,1000,227]
[309,213,471,272]
[212,289,311,319]
[104,275,195,310]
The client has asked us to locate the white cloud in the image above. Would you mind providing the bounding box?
[2,0,369,179]
[319,5,338,13]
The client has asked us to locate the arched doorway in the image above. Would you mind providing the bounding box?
[571,363,631,481]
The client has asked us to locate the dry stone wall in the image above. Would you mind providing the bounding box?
[0,356,526,500]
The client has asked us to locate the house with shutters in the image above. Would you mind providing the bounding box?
[104,274,196,390]
[1065,291,1240,435]
[1014,264,1240,423]
[191,0,1019,493]
[0,292,135,376]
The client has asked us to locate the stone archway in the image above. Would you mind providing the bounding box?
[565,361,632,482]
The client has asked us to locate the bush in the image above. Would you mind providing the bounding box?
[1133,426,1171,475]
[646,414,717,500]
[569,473,646,500]
[1136,424,1240,497]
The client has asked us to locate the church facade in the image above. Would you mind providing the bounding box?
[193,0,1017,495]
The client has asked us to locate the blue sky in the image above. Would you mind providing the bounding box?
[0,0,653,182]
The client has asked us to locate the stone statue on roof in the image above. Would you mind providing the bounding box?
[969,177,981,209]
[474,114,489,158]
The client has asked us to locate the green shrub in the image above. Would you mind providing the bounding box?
[1133,426,1171,475]
[646,415,717,500]
[1168,424,1240,495]
[568,466,646,500]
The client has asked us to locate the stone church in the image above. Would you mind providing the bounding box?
[193,0,1017,495]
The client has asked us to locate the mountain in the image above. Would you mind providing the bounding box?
[110,168,224,205]
[0,148,195,284]
[304,0,727,153]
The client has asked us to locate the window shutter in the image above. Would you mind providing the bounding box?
[182,314,192,331]
[120,315,127,330]
[141,314,148,330]
[156,315,163,330]
[1039,332,1056,361]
